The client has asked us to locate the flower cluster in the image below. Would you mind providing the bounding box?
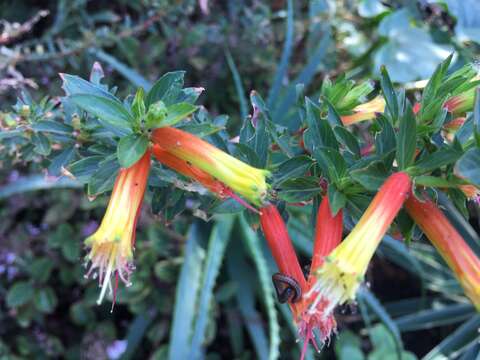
[85,127,270,305]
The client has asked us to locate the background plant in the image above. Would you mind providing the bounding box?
[1,1,480,359]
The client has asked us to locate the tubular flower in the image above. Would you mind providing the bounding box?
[152,144,258,212]
[152,144,226,196]
[340,97,385,126]
[298,196,343,358]
[85,150,151,306]
[260,202,342,359]
[405,195,480,309]
[459,184,480,205]
[260,204,307,319]
[152,127,270,206]
[442,117,466,142]
[443,88,475,115]
[309,172,411,316]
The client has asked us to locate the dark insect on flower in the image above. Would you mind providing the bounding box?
[272,272,302,303]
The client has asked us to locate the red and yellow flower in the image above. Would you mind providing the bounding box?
[405,195,480,309]
[260,199,343,359]
[85,150,151,306]
[152,127,270,206]
[309,172,411,316]
[341,97,385,126]
[152,144,226,197]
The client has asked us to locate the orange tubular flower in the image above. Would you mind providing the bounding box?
[340,96,385,126]
[299,196,343,358]
[85,150,151,306]
[260,204,307,319]
[152,127,270,206]
[309,172,411,316]
[152,145,226,196]
[444,89,475,115]
[405,195,480,309]
[260,201,343,359]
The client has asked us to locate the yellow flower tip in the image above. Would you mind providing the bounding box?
[308,258,363,317]
[341,97,386,126]
[83,150,151,307]
[84,239,134,306]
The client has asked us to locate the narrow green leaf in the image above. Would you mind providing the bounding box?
[117,134,149,168]
[273,156,313,186]
[168,223,205,360]
[380,66,398,122]
[410,147,462,175]
[32,120,73,135]
[396,103,416,170]
[357,287,403,355]
[61,73,119,102]
[225,49,248,120]
[350,161,388,191]
[334,126,361,157]
[327,185,347,216]
[267,0,294,108]
[190,216,235,357]
[132,87,146,120]
[239,215,280,360]
[455,148,480,187]
[70,94,134,130]
[423,315,480,360]
[94,49,152,90]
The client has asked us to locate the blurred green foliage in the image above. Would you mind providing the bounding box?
[1,1,480,359]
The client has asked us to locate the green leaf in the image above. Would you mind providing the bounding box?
[239,215,280,360]
[267,0,294,108]
[455,148,480,187]
[87,156,120,195]
[380,66,398,122]
[423,315,480,360]
[132,87,146,120]
[146,71,185,108]
[70,94,134,130]
[225,49,248,120]
[396,103,416,170]
[189,216,235,356]
[149,102,198,129]
[29,258,54,283]
[0,175,80,200]
[6,281,34,308]
[117,134,149,168]
[313,147,347,184]
[168,222,205,360]
[32,121,73,135]
[69,156,103,183]
[409,147,462,175]
[277,177,322,202]
[48,148,76,176]
[351,161,389,191]
[61,73,119,102]
[303,98,338,152]
[357,288,403,356]
[335,330,364,360]
[327,185,347,216]
[334,126,361,157]
[273,156,313,186]
[32,132,51,156]
[395,303,475,331]
[34,287,58,313]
